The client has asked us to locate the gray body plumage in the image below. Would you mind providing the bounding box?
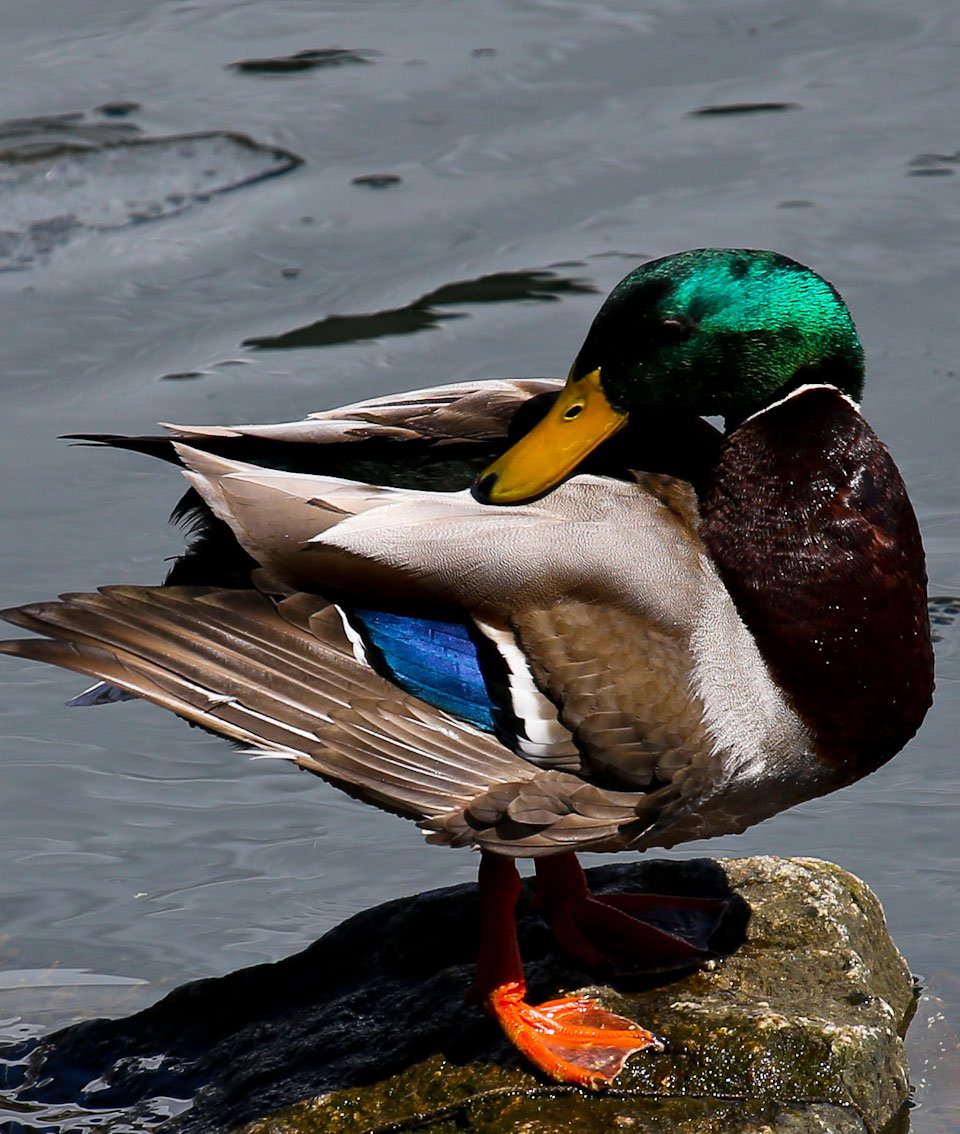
[1,381,831,859]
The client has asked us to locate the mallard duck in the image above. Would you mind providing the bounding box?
[0,248,934,1089]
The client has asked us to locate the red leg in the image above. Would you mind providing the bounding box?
[474,851,661,1089]
[535,853,727,973]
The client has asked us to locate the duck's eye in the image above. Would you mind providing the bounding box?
[563,403,584,420]
[662,316,696,341]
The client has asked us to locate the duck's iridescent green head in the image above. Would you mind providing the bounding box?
[475,248,864,504]
[576,248,863,415]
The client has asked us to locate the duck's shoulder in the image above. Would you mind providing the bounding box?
[700,383,933,772]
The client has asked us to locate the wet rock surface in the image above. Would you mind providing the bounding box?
[0,857,913,1134]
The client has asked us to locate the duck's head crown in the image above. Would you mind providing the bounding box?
[475,249,865,505]
[572,248,864,425]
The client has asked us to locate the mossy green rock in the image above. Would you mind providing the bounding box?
[237,857,913,1134]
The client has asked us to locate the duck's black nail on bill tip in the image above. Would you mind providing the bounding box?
[473,473,497,503]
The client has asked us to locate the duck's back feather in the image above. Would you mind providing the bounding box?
[3,446,828,855]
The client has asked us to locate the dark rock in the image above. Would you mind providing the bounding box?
[0,858,913,1134]
[234,858,914,1134]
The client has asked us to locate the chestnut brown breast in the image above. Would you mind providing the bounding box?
[700,385,933,775]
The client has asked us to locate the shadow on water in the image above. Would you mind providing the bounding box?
[687,101,801,117]
[229,48,380,74]
[244,269,599,350]
[928,597,960,646]
[0,860,747,1134]
[908,152,960,177]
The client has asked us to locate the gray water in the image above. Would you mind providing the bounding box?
[1,0,959,1125]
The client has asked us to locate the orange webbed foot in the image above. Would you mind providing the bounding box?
[487,980,663,1089]
[475,852,664,1088]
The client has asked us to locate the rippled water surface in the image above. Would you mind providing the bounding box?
[2,0,960,1127]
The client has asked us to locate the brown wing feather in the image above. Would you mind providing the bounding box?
[513,601,713,790]
[0,585,653,852]
[1,587,526,809]
[0,582,661,854]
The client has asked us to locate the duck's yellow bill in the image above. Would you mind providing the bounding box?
[474,369,628,504]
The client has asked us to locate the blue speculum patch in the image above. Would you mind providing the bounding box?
[346,607,496,731]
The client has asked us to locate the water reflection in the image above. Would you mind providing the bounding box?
[229,48,380,74]
[245,269,597,349]
[0,114,302,272]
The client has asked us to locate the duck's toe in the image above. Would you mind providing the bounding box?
[487,980,662,1089]
[535,854,728,973]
